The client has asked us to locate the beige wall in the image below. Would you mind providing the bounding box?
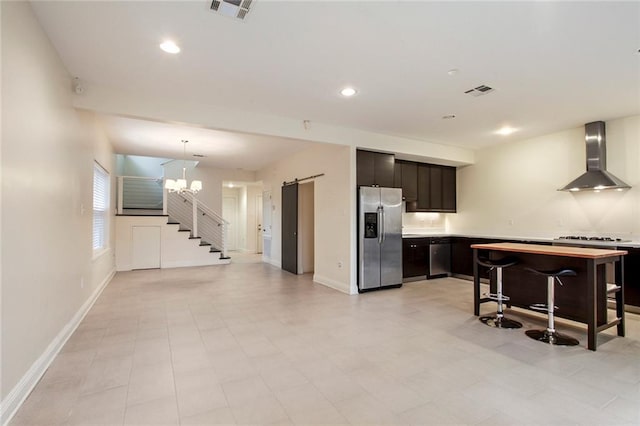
[1,0,115,412]
[164,161,255,215]
[257,144,353,293]
[448,115,640,238]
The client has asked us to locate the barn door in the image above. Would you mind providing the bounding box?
[281,183,298,274]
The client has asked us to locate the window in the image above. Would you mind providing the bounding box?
[93,162,109,251]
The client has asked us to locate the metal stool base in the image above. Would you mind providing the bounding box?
[525,329,579,346]
[479,315,522,329]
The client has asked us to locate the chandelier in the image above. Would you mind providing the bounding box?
[165,140,203,194]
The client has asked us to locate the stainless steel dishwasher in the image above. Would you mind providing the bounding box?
[428,237,451,279]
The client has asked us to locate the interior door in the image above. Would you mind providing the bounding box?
[281,183,298,274]
[256,194,263,254]
[131,226,161,270]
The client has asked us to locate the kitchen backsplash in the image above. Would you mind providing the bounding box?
[402,203,446,233]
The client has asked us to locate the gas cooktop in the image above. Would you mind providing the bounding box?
[556,236,630,243]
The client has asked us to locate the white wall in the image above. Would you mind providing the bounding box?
[120,154,169,177]
[1,1,115,418]
[114,216,226,270]
[448,115,640,238]
[257,144,353,293]
[298,182,315,274]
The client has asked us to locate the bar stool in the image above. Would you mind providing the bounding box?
[525,267,579,346]
[477,256,522,329]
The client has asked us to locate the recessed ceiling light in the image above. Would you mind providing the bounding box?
[160,40,180,54]
[340,87,357,97]
[496,126,517,136]
[447,69,459,76]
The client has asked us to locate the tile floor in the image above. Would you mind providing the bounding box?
[10,254,640,425]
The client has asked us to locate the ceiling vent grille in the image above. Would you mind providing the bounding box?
[464,85,495,97]
[210,0,253,20]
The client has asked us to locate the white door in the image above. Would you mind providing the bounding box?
[132,226,161,269]
[256,194,263,253]
[223,196,238,251]
[262,190,272,237]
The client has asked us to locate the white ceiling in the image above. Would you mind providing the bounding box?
[31,1,640,166]
[98,115,315,170]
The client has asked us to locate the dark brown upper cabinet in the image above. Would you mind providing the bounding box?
[356,149,395,188]
[395,161,417,201]
[441,166,456,211]
[406,163,456,213]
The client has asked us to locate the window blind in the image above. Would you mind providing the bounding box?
[93,162,109,250]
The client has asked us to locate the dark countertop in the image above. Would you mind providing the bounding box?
[401,233,640,248]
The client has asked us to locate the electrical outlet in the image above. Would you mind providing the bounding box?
[337,261,343,268]
[508,219,514,226]
[80,277,84,289]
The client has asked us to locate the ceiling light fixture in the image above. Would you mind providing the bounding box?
[496,126,517,136]
[165,140,202,194]
[340,87,357,97]
[160,40,180,54]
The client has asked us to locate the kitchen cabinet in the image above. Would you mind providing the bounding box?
[441,166,456,211]
[394,160,418,201]
[357,150,395,188]
[406,164,457,213]
[451,237,493,279]
[403,238,429,278]
[619,247,640,308]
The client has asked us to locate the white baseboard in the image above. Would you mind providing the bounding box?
[313,274,350,294]
[161,258,230,269]
[0,269,116,426]
[265,257,280,268]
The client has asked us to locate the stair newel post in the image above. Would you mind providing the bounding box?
[192,197,198,238]
[117,176,124,215]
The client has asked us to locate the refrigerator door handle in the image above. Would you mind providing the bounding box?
[378,206,385,244]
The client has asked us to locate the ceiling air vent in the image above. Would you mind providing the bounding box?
[464,85,495,97]
[210,0,254,20]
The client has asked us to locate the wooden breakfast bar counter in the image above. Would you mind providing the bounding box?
[471,242,627,351]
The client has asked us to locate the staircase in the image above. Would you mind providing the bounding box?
[115,176,231,271]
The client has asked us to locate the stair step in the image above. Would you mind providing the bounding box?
[167,221,179,225]
[209,248,221,253]
[220,256,231,260]
[189,236,201,240]
[199,242,211,247]
[178,229,191,232]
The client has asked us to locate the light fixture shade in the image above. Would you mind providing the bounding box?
[165,179,176,190]
[190,180,202,192]
[176,179,187,190]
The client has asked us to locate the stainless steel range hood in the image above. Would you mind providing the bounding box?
[559,121,631,192]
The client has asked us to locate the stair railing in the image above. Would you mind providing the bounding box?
[116,176,164,214]
[166,191,229,258]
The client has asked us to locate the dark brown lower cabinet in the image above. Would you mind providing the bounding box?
[620,247,640,308]
[403,238,429,278]
[451,237,493,279]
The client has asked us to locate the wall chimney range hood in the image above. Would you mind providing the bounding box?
[559,121,631,192]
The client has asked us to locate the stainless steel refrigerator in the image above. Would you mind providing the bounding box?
[358,187,403,292]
